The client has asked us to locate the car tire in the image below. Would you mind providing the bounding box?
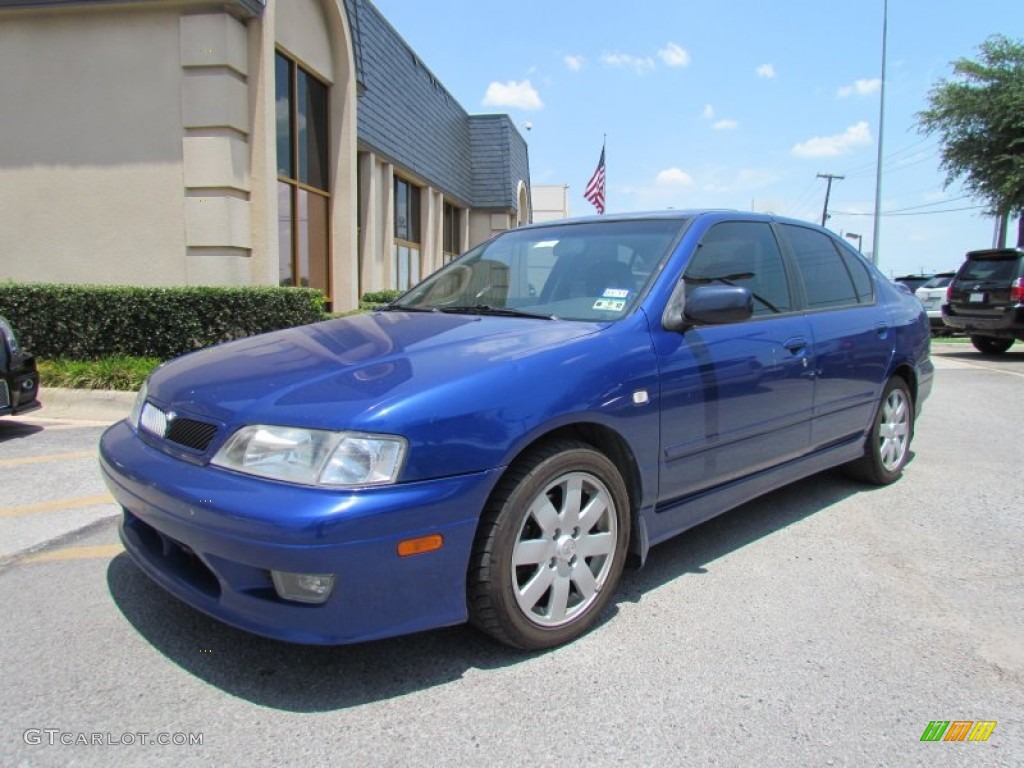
[468,440,630,650]
[844,376,914,486]
[970,335,1014,355]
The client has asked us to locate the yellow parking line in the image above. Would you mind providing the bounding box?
[0,451,94,468]
[21,544,124,564]
[0,493,115,519]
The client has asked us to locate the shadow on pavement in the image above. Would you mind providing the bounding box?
[106,466,879,712]
[0,420,44,442]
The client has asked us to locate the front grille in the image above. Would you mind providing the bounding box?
[0,381,9,408]
[165,417,219,452]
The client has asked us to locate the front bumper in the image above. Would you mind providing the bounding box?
[100,420,501,645]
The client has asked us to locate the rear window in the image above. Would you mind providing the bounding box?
[919,275,953,290]
[959,255,1021,282]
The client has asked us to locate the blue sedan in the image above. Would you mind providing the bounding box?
[100,211,933,650]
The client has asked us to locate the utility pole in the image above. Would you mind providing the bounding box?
[817,173,844,227]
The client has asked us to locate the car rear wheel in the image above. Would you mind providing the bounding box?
[845,377,913,486]
[468,440,630,650]
[970,335,1014,355]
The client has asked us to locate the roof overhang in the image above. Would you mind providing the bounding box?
[0,0,266,18]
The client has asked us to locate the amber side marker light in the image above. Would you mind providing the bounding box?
[397,534,444,557]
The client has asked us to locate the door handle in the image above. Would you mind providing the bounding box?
[783,337,808,355]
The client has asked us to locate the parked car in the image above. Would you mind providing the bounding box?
[0,315,41,418]
[914,272,956,333]
[893,274,935,294]
[100,211,934,650]
[942,247,1024,354]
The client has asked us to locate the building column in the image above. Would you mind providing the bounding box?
[179,12,253,286]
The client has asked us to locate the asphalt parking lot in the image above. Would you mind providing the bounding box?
[0,343,1021,767]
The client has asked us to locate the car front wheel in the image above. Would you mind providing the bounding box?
[845,376,914,486]
[468,440,630,650]
[970,335,1014,355]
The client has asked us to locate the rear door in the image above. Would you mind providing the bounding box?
[776,224,892,450]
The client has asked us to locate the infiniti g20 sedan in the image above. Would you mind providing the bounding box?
[100,211,933,650]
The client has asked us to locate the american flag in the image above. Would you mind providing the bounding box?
[584,145,606,215]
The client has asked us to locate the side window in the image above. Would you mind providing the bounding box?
[838,243,874,303]
[685,221,792,316]
[780,224,864,310]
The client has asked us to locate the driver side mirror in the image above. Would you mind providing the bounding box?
[662,284,753,332]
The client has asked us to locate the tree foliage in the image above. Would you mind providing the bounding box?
[917,35,1024,244]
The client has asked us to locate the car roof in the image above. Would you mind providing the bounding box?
[965,247,1024,259]
[518,209,834,231]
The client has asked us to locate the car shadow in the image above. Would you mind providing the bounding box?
[0,420,44,442]
[618,467,871,601]
[932,347,1024,363]
[106,466,879,713]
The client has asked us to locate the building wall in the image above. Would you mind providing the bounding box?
[0,7,189,285]
[531,185,570,223]
[0,0,526,310]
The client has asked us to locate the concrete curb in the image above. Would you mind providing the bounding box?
[38,387,136,423]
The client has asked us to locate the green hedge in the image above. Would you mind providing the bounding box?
[359,289,403,310]
[0,283,327,360]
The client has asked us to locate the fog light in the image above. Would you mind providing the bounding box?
[271,571,336,604]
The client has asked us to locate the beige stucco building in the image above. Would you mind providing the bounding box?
[0,0,532,311]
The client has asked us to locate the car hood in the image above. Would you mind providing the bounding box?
[146,311,600,430]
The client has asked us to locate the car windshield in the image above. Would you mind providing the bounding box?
[392,219,689,321]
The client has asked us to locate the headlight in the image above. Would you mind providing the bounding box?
[210,425,407,488]
[129,380,149,431]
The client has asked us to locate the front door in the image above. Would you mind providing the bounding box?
[650,220,815,532]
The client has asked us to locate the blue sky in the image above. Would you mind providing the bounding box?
[370,0,1022,277]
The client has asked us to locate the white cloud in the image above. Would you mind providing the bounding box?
[702,104,715,120]
[837,78,881,98]
[713,119,739,131]
[564,54,584,72]
[656,167,695,186]
[791,121,872,158]
[482,79,543,110]
[658,43,691,67]
[756,64,776,79]
[601,52,656,75]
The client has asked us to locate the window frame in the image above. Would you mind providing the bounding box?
[393,176,422,290]
[276,50,332,299]
[681,219,798,321]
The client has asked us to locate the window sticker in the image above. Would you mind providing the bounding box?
[593,299,627,312]
[602,288,629,299]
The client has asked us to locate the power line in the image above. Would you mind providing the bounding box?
[833,204,987,217]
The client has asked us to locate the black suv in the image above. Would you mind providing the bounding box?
[0,315,41,416]
[942,248,1024,354]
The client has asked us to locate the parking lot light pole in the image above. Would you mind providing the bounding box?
[846,232,863,251]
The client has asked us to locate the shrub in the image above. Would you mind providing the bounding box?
[0,283,326,360]
[360,289,403,310]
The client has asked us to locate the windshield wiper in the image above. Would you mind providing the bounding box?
[379,303,439,313]
[438,305,556,320]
